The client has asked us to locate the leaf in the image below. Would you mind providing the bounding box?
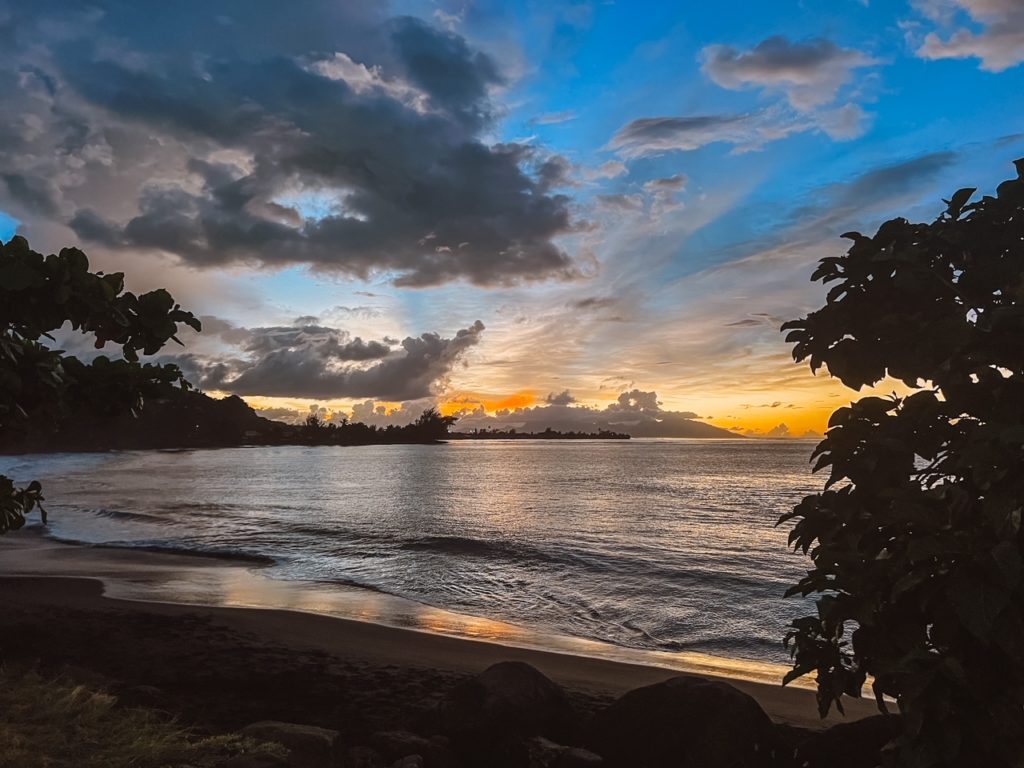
[944,187,976,219]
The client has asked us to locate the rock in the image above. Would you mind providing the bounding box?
[221,754,290,768]
[240,721,340,767]
[793,715,901,768]
[370,731,433,763]
[774,723,815,756]
[525,736,568,767]
[391,757,424,768]
[369,730,458,768]
[345,746,387,768]
[587,675,781,768]
[555,748,603,767]
[438,661,578,761]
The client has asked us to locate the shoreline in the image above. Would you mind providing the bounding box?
[3,528,801,685]
[0,532,878,729]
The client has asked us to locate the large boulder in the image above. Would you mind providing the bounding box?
[369,731,458,768]
[793,715,901,768]
[437,662,578,761]
[587,676,781,768]
[345,746,386,768]
[239,721,341,768]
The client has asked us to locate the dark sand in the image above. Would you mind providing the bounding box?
[0,533,878,738]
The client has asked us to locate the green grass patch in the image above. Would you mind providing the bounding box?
[0,667,285,768]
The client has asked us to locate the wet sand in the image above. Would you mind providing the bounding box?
[0,532,878,732]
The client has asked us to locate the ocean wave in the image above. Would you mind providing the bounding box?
[91,508,164,523]
[46,534,276,566]
[394,533,770,591]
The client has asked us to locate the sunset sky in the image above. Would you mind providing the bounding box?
[1,0,1022,435]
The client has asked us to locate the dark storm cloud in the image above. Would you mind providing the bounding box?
[177,318,485,401]
[545,390,576,405]
[0,1,582,287]
[2,173,58,215]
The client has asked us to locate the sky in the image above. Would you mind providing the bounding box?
[1,0,1022,436]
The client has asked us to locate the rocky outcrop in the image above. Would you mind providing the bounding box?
[587,676,781,768]
[437,662,579,764]
[792,714,901,768]
[369,730,457,768]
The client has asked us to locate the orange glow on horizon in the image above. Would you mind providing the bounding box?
[438,391,538,416]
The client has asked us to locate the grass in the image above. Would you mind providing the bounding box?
[0,667,286,768]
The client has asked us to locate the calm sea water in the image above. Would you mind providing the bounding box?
[0,440,821,665]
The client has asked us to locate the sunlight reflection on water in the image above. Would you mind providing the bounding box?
[0,439,822,669]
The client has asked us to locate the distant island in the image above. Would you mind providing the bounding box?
[1,386,749,455]
[449,427,630,440]
[0,389,457,454]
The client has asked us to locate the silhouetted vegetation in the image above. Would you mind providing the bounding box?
[0,236,199,533]
[449,427,629,440]
[0,385,460,452]
[780,160,1024,767]
[292,406,458,445]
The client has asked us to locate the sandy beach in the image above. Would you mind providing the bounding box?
[0,531,878,737]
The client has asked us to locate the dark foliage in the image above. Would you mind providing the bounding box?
[780,160,1024,766]
[0,393,459,452]
[0,235,200,532]
[294,405,458,445]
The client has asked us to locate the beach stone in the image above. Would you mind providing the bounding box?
[221,754,290,768]
[240,721,340,767]
[793,714,901,768]
[524,736,568,767]
[587,675,781,768]
[345,746,387,768]
[370,731,432,762]
[370,730,457,768]
[437,661,578,761]
[774,723,815,757]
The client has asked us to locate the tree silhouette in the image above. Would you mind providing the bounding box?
[0,236,200,533]
[780,160,1024,766]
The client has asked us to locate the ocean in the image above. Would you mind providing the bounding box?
[0,439,822,675]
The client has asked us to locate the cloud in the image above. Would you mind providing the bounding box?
[607,109,814,157]
[581,160,628,181]
[350,399,436,426]
[643,174,687,216]
[451,388,730,437]
[0,2,584,287]
[572,296,618,310]
[609,35,876,160]
[701,36,876,111]
[530,110,578,125]
[913,0,1024,71]
[596,193,645,211]
[545,389,576,405]
[169,317,485,401]
[763,423,792,438]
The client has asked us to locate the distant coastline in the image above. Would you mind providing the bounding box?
[0,388,758,455]
[449,427,630,440]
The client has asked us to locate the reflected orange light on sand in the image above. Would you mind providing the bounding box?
[415,608,519,641]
